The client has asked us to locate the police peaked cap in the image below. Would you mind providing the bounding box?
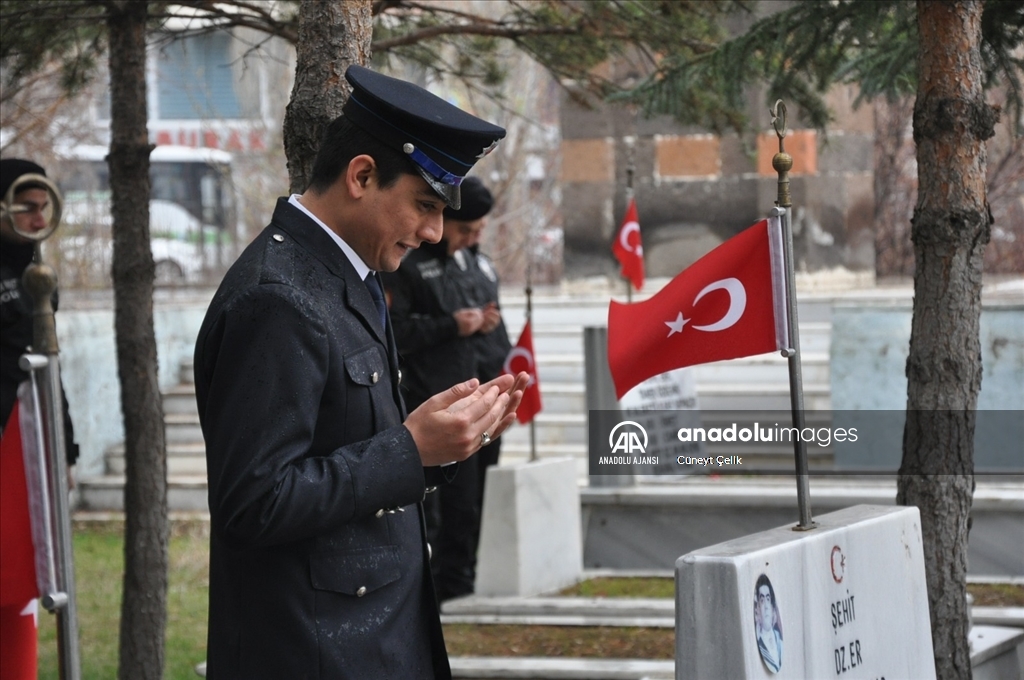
[343,65,505,210]
[444,177,493,222]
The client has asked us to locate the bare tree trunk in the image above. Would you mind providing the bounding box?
[873,96,916,278]
[107,1,169,678]
[898,2,997,679]
[283,0,373,193]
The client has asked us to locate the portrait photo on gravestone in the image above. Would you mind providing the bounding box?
[587,409,1024,475]
[754,573,783,674]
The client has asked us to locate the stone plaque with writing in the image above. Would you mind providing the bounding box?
[676,505,935,679]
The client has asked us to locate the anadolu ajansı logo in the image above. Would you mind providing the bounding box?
[609,420,648,454]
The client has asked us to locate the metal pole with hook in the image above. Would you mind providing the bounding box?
[524,220,538,462]
[525,279,537,462]
[3,171,83,678]
[21,262,83,679]
[770,100,816,531]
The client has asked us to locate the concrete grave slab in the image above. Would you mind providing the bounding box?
[970,625,1024,680]
[475,457,583,597]
[676,504,933,679]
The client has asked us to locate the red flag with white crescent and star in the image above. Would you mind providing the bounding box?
[612,197,645,291]
[502,320,542,424]
[607,217,789,399]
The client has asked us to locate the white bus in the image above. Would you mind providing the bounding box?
[52,144,238,286]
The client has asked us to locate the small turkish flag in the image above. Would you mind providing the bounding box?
[613,198,644,291]
[608,217,788,398]
[503,320,543,424]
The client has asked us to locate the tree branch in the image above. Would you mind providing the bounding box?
[152,0,299,43]
[373,22,579,52]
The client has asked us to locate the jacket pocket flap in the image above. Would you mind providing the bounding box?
[310,546,402,595]
[345,346,386,386]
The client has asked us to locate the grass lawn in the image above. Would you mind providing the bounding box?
[444,624,675,659]
[34,521,1024,677]
[560,576,675,599]
[37,520,209,680]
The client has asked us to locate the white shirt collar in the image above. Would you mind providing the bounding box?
[288,194,371,281]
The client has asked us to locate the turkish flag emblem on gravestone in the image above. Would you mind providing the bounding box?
[607,218,789,399]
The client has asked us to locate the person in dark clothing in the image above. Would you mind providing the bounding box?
[455,179,512,502]
[0,158,79,461]
[193,65,526,680]
[383,240,483,411]
[0,159,77,450]
[1,158,78,680]
[383,176,507,603]
[441,178,512,565]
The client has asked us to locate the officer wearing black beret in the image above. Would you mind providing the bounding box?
[194,65,528,680]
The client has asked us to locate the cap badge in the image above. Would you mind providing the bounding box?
[476,140,499,159]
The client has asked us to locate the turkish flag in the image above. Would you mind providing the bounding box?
[607,218,788,398]
[1,401,39,607]
[613,198,645,291]
[503,321,543,424]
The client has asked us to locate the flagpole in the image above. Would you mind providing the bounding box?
[525,253,537,462]
[22,253,83,679]
[771,100,815,531]
[624,166,635,303]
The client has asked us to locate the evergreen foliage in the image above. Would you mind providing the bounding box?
[1,1,740,119]
[626,0,1023,134]
[0,0,106,104]
[370,1,741,107]
[4,1,1019,132]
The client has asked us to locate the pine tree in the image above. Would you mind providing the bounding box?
[627,2,1020,676]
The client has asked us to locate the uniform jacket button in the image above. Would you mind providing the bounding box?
[398,369,402,384]
[371,371,379,384]
[272,233,284,242]
[375,509,384,518]
[356,586,367,597]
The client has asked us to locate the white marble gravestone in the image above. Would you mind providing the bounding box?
[676,504,935,679]
[475,457,582,597]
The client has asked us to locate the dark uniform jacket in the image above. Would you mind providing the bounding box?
[0,240,78,463]
[193,199,450,680]
[464,247,512,382]
[383,241,478,410]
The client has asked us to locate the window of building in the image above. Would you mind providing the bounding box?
[156,33,241,120]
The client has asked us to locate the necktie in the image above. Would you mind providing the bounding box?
[364,272,388,331]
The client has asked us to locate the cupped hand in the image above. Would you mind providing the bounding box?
[405,372,530,466]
